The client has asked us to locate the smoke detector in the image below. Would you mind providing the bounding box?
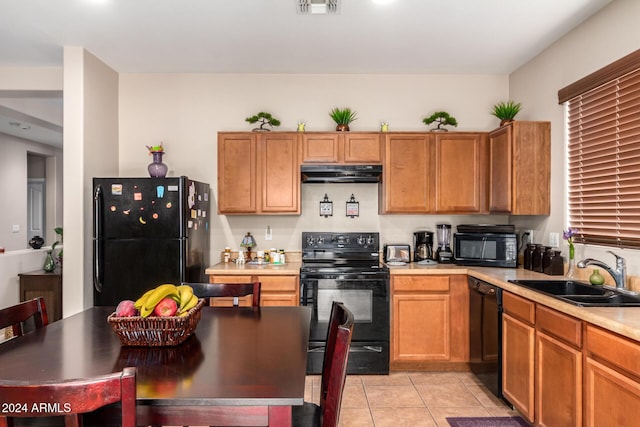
[297,0,339,15]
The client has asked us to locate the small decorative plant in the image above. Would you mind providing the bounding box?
[491,101,522,126]
[52,227,63,268]
[146,143,164,153]
[329,107,358,131]
[245,112,281,131]
[423,111,458,131]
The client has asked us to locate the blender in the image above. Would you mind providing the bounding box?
[435,223,453,263]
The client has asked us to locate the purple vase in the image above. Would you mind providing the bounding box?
[148,151,168,178]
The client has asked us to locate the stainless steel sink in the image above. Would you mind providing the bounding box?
[559,294,640,307]
[508,279,608,296]
[507,279,640,307]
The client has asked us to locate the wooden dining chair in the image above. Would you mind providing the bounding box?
[0,367,137,427]
[0,297,48,339]
[292,301,354,427]
[185,281,261,307]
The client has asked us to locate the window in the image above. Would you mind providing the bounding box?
[559,49,640,248]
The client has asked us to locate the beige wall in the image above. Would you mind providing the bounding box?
[118,73,510,260]
[510,0,640,276]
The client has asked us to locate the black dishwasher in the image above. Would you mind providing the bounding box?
[468,276,506,402]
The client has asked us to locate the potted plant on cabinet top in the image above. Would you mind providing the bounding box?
[329,107,358,131]
[491,101,522,126]
[245,112,281,131]
[423,111,458,131]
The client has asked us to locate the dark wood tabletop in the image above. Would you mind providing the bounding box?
[0,305,311,426]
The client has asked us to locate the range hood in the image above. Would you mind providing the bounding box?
[301,164,382,183]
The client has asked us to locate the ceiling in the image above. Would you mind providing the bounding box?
[0,0,612,146]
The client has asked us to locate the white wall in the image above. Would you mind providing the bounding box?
[0,135,62,251]
[63,47,119,316]
[118,73,510,260]
[509,0,640,276]
[0,67,63,310]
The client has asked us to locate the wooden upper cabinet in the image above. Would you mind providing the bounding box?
[259,133,300,213]
[302,133,340,163]
[380,133,432,214]
[489,121,550,215]
[434,132,488,213]
[217,133,257,213]
[218,132,300,215]
[343,133,382,163]
[301,132,382,164]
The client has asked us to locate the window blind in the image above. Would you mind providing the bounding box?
[567,66,640,248]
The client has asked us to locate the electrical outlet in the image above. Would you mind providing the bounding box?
[265,225,272,240]
[528,229,534,243]
[549,232,560,247]
[11,224,20,233]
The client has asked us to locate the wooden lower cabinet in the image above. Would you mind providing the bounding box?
[19,269,62,322]
[535,305,582,427]
[208,274,299,306]
[502,292,535,422]
[391,275,468,369]
[584,325,640,427]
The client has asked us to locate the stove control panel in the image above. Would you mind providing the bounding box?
[302,232,379,250]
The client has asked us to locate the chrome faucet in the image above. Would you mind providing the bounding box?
[577,250,627,290]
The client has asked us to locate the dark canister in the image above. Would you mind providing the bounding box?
[523,243,536,270]
[544,250,565,276]
[532,244,547,273]
[542,248,555,274]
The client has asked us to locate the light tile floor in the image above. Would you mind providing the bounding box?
[306,371,523,427]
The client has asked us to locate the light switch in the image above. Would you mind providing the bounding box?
[11,224,20,233]
[549,232,560,247]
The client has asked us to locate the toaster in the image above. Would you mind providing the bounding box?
[383,244,411,264]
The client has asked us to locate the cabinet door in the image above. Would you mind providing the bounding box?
[218,133,257,213]
[343,133,382,163]
[489,125,512,213]
[259,133,300,213]
[435,133,487,213]
[380,133,432,213]
[584,358,640,427]
[536,331,582,427]
[302,133,339,163]
[511,121,551,215]
[502,312,535,422]
[392,293,450,362]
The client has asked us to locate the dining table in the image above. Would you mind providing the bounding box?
[0,305,312,427]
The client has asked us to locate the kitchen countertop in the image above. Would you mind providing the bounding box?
[206,261,302,276]
[386,263,640,343]
[206,260,640,343]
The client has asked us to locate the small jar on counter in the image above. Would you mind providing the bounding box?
[224,247,231,263]
[278,249,286,264]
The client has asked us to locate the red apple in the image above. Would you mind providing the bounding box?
[153,297,178,317]
[115,300,137,317]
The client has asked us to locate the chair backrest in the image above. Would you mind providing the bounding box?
[0,367,136,427]
[186,282,261,307]
[319,301,354,427]
[0,297,48,339]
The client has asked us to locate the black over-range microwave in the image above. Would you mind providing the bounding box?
[453,224,518,268]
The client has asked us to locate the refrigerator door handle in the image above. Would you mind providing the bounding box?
[93,185,103,293]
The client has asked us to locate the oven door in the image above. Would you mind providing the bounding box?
[300,271,390,374]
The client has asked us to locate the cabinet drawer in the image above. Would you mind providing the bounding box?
[586,325,640,379]
[503,292,535,325]
[536,305,582,348]
[393,276,450,292]
[209,275,253,284]
[259,275,298,292]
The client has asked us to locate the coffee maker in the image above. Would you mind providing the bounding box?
[413,231,434,262]
[436,223,453,263]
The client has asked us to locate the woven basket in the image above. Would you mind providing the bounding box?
[107,299,205,347]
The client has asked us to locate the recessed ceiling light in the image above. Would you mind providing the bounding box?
[297,0,340,15]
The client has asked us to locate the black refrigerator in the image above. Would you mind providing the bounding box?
[93,177,210,306]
